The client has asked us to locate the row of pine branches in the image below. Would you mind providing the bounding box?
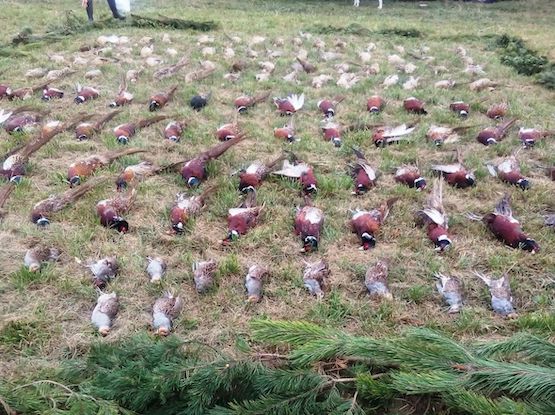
[1,321,554,414]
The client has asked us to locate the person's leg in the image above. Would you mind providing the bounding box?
[86,0,94,21]
[107,0,125,19]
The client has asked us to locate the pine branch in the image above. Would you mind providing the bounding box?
[250,320,337,346]
[444,388,543,415]
[389,370,461,394]
[475,333,555,366]
[463,360,555,402]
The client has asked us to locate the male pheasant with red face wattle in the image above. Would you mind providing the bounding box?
[394,165,426,191]
[295,198,324,253]
[164,120,186,142]
[67,148,146,187]
[468,193,539,253]
[238,154,286,193]
[234,91,271,113]
[476,118,516,146]
[272,158,318,195]
[351,148,378,195]
[74,84,100,104]
[350,198,397,250]
[169,186,214,234]
[148,85,178,112]
[486,153,530,190]
[31,176,106,226]
[372,123,417,147]
[109,76,133,108]
[273,93,305,115]
[96,189,136,233]
[431,149,476,189]
[75,110,121,141]
[223,191,263,244]
[417,179,452,252]
[113,115,168,145]
[181,134,246,188]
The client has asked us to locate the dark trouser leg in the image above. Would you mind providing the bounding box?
[86,0,94,21]
[107,0,124,19]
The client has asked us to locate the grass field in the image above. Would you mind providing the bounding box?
[0,0,554,396]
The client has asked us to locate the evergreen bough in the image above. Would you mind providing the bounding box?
[1,323,554,415]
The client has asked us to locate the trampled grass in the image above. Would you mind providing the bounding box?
[0,0,554,386]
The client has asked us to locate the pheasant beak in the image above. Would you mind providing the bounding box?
[247,295,260,303]
[98,327,110,336]
[156,327,170,336]
[29,263,41,273]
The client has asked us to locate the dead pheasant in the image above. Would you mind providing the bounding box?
[108,75,133,108]
[303,259,329,298]
[75,110,122,141]
[114,115,168,144]
[67,148,146,186]
[223,190,263,244]
[486,103,508,120]
[518,127,555,148]
[476,118,516,146]
[350,148,378,195]
[2,115,90,183]
[169,185,215,234]
[417,179,452,252]
[365,260,392,299]
[115,160,179,191]
[237,153,286,193]
[372,123,417,147]
[234,91,271,113]
[296,57,317,73]
[148,84,178,112]
[245,265,267,303]
[426,125,477,146]
[272,157,317,195]
[153,56,188,80]
[96,189,136,233]
[31,176,107,226]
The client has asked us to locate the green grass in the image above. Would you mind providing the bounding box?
[0,1,554,401]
